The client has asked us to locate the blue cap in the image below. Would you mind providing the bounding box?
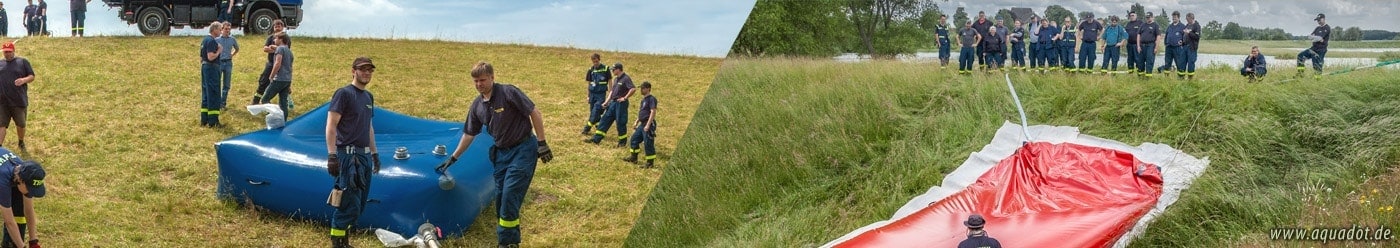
[17,161,45,198]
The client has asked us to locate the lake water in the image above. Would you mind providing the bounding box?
[834,51,1397,69]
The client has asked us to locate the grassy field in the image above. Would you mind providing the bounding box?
[626,58,1400,247]
[19,36,717,247]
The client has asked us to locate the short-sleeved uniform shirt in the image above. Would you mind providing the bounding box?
[972,19,991,39]
[637,95,658,123]
[960,27,979,47]
[0,58,35,107]
[263,35,276,66]
[70,0,85,11]
[273,46,293,81]
[328,84,374,148]
[1079,20,1102,42]
[0,147,24,209]
[200,36,219,64]
[1125,20,1143,44]
[217,35,239,61]
[464,83,536,148]
[1310,25,1331,52]
[610,73,635,101]
[1138,21,1160,43]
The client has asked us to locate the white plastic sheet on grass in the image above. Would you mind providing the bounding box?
[823,121,1210,248]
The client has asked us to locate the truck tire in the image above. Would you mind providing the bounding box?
[246,9,278,35]
[137,7,170,36]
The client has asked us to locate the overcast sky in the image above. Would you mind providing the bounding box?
[949,0,1400,35]
[0,0,754,57]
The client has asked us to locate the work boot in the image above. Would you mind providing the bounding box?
[623,153,638,164]
[499,244,520,248]
[642,159,655,169]
[331,236,352,248]
[616,138,627,148]
[16,140,23,151]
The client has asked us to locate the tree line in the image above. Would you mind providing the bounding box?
[730,0,1399,58]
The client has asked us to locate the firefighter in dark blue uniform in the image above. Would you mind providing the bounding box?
[0,149,44,248]
[199,23,224,127]
[1123,11,1142,73]
[957,21,980,75]
[1027,15,1041,72]
[1160,11,1187,78]
[956,214,1002,248]
[1036,18,1057,73]
[623,82,658,168]
[1184,13,1202,80]
[1297,13,1330,80]
[1077,13,1102,74]
[1058,17,1076,72]
[324,57,380,248]
[972,12,991,70]
[1136,12,1160,78]
[935,15,951,69]
[581,53,611,135]
[1241,46,1268,82]
[439,62,553,248]
[1009,20,1027,71]
[587,63,635,146]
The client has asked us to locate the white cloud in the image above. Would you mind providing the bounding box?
[308,0,407,19]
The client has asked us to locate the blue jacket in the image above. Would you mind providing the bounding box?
[1165,22,1186,46]
[1103,24,1127,46]
[1037,25,1058,43]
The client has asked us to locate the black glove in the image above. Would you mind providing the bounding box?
[372,153,381,173]
[28,239,39,248]
[327,154,341,177]
[538,140,553,163]
[436,157,457,173]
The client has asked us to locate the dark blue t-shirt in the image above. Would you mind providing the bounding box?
[464,84,536,148]
[610,73,635,101]
[0,147,23,208]
[637,95,657,122]
[956,234,1003,248]
[328,84,375,147]
[0,57,35,107]
[200,36,219,63]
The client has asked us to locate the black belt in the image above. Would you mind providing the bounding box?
[219,59,232,62]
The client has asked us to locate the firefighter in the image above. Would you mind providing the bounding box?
[324,57,380,248]
[1241,46,1267,82]
[972,11,991,70]
[1058,17,1076,72]
[935,15,951,69]
[1077,13,1102,74]
[1027,15,1041,72]
[1036,18,1057,73]
[439,62,554,248]
[1123,11,1142,73]
[0,150,44,248]
[1009,19,1027,71]
[1100,15,1127,74]
[1297,13,1330,80]
[1184,13,1202,80]
[199,22,224,127]
[1136,11,1160,78]
[1160,11,1187,79]
[580,53,611,136]
[587,63,636,147]
[957,20,980,75]
[957,214,1002,248]
[622,81,658,168]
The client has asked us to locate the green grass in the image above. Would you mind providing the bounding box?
[21,36,718,247]
[626,58,1400,247]
[1197,40,1400,58]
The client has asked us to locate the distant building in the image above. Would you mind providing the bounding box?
[1010,7,1035,24]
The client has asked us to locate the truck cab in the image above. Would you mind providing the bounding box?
[102,0,303,35]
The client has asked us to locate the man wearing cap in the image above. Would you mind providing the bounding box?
[0,147,44,248]
[0,42,35,150]
[199,23,224,127]
[957,214,1001,248]
[1183,13,1202,80]
[1136,11,1160,78]
[623,81,658,168]
[1123,11,1142,73]
[438,62,553,248]
[586,62,635,147]
[1100,15,1127,74]
[324,57,380,248]
[935,15,951,69]
[1077,13,1102,74]
[1297,13,1330,79]
[580,53,611,136]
